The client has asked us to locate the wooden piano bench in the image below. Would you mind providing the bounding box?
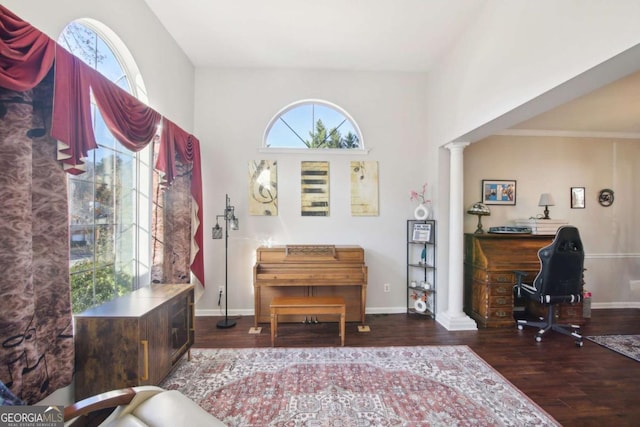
[270,296,346,347]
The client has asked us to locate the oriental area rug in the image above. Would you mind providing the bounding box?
[586,334,640,362]
[160,346,559,426]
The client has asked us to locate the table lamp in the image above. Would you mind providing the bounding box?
[538,193,555,219]
[467,202,491,234]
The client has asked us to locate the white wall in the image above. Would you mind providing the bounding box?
[427,0,640,146]
[194,68,433,314]
[465,135,640,306]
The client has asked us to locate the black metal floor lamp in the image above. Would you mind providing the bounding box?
[212,194,239,329]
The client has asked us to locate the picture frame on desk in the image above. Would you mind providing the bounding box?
[571,187,585,208]
[482,179,516,205]
[412,222,432,243]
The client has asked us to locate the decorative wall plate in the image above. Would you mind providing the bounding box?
[598,188,614,207]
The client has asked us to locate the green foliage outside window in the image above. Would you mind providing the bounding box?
[70,261,132,313]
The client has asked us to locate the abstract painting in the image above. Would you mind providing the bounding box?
[248,160,278,215]
[301,161,329,216]
[350,160,379,216]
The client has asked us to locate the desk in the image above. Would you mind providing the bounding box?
[463,233,584,328]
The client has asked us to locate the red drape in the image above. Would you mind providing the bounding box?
[0,5,55,90]
[0,5,205,286]
[158,118,205,285]
[88,65,161,151]
[50,47,97,174]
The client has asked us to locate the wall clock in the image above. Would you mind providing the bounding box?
[598,188,614,207]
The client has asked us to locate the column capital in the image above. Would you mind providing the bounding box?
[444,141,470,152]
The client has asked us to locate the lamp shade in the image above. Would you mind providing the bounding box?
[538,193,555,207]
[467,202,491,216]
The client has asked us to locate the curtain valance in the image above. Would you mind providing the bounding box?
[0,6,55,90]
[0,5,205,286]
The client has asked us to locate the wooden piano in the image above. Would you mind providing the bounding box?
[253,245,368,326]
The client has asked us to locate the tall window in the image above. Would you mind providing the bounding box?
[264,100,363,149]
[58,21,152,313]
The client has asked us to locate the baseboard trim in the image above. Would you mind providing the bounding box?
[195,303,639,317]
[196,307,409,317]
[592,302,640,309]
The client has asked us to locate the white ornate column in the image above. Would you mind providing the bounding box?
[438,141,477,330]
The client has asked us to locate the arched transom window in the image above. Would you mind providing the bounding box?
[264,100,364,150]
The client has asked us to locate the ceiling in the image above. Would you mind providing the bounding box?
[143,0,640,137]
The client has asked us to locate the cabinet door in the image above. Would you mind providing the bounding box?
[140,304,172,385]
[74,317,141,400]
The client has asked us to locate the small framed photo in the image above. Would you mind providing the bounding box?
[412,222,432,243]
[482,180,516,205]
[571,187,585,209]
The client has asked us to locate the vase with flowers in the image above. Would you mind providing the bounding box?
[410,182,432,220]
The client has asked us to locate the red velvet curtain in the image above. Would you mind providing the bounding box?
[0,6,55,90]
[0,4,205,286]
[158,118,205,284]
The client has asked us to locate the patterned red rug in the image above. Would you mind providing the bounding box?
[160,346,558,426]
[586,334,640,362]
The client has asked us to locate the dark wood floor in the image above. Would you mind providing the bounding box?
[194,309,640,426]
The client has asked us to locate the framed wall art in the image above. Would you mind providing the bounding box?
[571,187,585,209]
[301,161,329,216]
[482,179,516,205]
[249,160,278,215]
[350,161,379,216]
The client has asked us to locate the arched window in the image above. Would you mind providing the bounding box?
[58,21,152,313]
[264,100,364,151]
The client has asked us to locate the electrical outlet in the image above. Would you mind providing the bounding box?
[218,285,224,295]
[383,283,390,293]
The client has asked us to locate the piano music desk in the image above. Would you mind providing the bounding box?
[270,296,345,347]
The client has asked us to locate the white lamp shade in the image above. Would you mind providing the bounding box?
[538,193,555,206]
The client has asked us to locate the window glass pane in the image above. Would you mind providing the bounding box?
[95,224,115,265]
[93,108,116,150]
[93,265,117,305]
[265,101,362,149]
[70,224,94,261]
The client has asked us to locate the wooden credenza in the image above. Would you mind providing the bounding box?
[253,245,367,326]
[73,284,194,400]
[464,233,584,328]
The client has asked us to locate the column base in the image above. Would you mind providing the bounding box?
[437,311,478,331]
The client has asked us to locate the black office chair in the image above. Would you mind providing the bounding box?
[514,225,585,346]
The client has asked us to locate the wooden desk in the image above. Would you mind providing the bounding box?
[464,233,584,328]
[270,296,345,346]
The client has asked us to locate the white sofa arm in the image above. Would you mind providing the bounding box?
[65,386,225,427]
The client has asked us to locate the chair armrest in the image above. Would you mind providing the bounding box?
[64,388,136,424]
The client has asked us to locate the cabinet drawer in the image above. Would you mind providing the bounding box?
[488,307,512,321]
[489,295,512,307]
[490,284,512,296]
[472,270,515,284]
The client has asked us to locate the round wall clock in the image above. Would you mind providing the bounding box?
[598,189,614,207]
